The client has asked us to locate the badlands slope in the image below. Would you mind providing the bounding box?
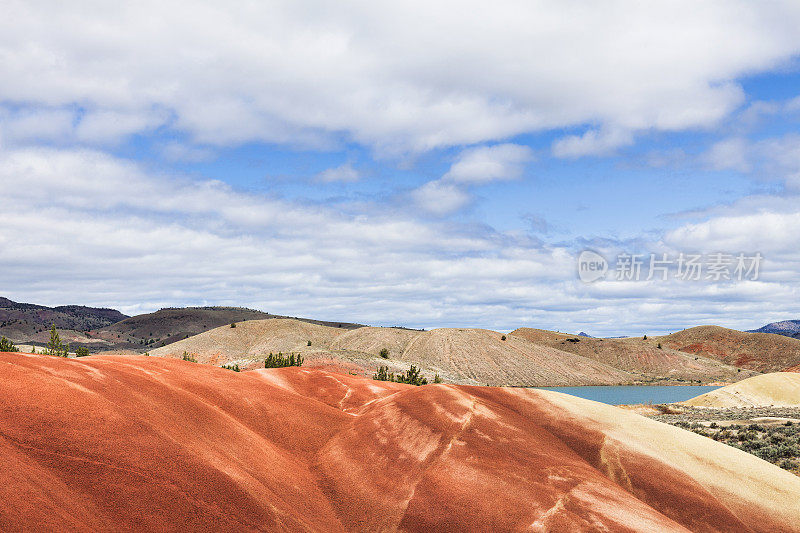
[151,319,635,386]
[658,325,800,372]
[2,351,800,531]
[684,372,800,408]
[510,328,756,383]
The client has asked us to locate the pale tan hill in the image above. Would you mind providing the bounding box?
[658,325,800,372]
[151,320,636,386]
[149,318,345,365]
[396,327,636,386]
[510,327,758,384]
[3,352,799,531]
[330,326,421,358]
[684,372,800,408]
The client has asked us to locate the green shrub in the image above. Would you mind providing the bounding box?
[396,365,428,385]
[379,348,389,359]
[182,352,197,362]
[434,373,442,384]
[230,322,236,328]
[307,340,312,346]
[221,363,240,372]
[75,346,90,357]
[373,364,428,386]
[501,335,506,341]
[373,365,394,382]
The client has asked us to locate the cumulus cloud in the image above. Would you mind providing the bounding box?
[411,143,532,215]
[410,179,472,215]
[2,147,799,335]
[552,127,634,158]
[316,163,361,183]
[702,137,751,172]
[443,144,533,184]
[2,1,800,152]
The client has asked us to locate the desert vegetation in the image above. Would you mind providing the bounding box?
[221,363,240,372]
[46,324,69,357]
[650,404,800,475]
[672,420,800,474]
[264,352,304,368]
[181,352,197,362]
[373,364,428,385]
[0,336,18,352]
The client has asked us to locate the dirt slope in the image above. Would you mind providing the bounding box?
[658,325,800,372]
[511,327,757,383]
[684,372,800,408]
[153,321,636,386]
[2,352,799,532]
[395,327,635,386]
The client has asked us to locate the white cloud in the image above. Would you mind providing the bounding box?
[160,142,216,163]
[443,144,533,184]
[759,134,800,188]
[702,137,751,172]
[2,1,800,152]
[3,147,798,336]
[552,127,634,158]
[411,143,532,215]
[411,179,471,215]
[316,163,361,183]
[74,108,167,145]
[0,108,74,144]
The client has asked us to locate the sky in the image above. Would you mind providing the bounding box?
[3,1,800,335]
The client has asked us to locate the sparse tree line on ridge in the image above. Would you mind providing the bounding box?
[264,352,304,368]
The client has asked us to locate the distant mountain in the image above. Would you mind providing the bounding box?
[1,297,365,353]
[0,297,129,340]
[577,331,593,337]
[747,320,800,339]
[95,307,365,351]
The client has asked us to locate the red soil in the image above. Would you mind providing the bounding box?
[1,351,799,532]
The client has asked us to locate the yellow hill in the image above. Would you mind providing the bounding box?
[684,372,800,407]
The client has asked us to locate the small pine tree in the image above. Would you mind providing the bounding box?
[0,336,19,352]
[230,322,236,328]
[181,351,197,362]
[501,335,506,341]
[379,348,389,359]
[307,340,312,346]
[47,324,67,357]
[643,334,648,340]
[434,373,442,384]
[657,342,662,349]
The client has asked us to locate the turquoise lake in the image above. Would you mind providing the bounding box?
[535,385,722,405]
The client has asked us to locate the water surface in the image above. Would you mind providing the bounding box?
[535,385,721,405]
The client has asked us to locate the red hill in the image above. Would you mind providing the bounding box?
[1,351,798,531]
